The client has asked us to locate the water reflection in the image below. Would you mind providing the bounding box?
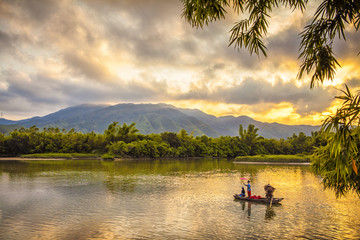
[265,206,276,219]
[104,175,137,194]
[238,200,277,220]
[0,158,359,239]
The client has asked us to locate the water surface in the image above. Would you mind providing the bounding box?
[0,158,359,239]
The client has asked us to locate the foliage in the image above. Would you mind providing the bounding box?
[0,123,325,159]
[21,153,99,159]
[235,154,310,163]
[101,153,115,160]
[107,141,127,156]
[311,86,360,197]
[180,0,359,87]
[239,124,264,155]
[298,0,360,87]
[104,122,139,143]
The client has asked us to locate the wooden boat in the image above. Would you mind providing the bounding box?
[233,194,284,204]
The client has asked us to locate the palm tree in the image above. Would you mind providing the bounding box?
[239,124,263,155]
[117,123,139,143]
[104,122,119,143]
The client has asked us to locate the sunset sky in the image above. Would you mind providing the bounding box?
[0,0,359,125]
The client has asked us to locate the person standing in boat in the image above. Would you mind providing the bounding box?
[264,184,275,200]
[244,180,251,197]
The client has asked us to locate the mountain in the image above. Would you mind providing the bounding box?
[0,103,319,138]
[179,108,319,138]
[0,118,16,125]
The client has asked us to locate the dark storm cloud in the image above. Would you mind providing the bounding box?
[84,0,189,64]
[0,29,33,56]
[0,68,170,117]
[1,70,66,104]
[221,24,303,71]
[1,0,358,121]
[333,30,360,60]
[0,0,291,73]
[345,78,360,89]
[0,30,15,54]
[177,77,335,115]
[267,27,301,59]
[12,0,60,22]
[83,0,244,67]
[1,0,104,77]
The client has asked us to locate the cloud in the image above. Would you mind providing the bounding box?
[267,27,301,60]
[63,51,115,82]
[0,30,14,54]
[0,0,358,124]
[0,68,171,119]
[176,77,335,115]
[333,29,360,60]
[345,78,360,89]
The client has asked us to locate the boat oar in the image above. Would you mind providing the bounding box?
[270,196,273,208]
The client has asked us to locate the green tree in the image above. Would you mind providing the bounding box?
[259,138,282,155]
[287,132,312,154]
[108,141,128,156]
[312,86,360,197]
[104,122,119,143]
[181,0,359,87]
[279,138,293,155]
[0,132,7,154]
[310,131,328,148]
[5,129,31,155]
[117,123,139,143]
[239,124,263,155]
[127,140,160,158]
[161,132,182,148]
[104,122,139,143]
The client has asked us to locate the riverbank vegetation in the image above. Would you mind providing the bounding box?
[235,154,310,163]
[0,123,326,159]
[21,153,99,159]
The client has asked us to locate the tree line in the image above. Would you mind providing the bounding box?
[0,123,327,158]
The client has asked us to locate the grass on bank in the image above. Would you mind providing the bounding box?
[19,153,310,162]
[234,154,310,163]
[20,153,100,159]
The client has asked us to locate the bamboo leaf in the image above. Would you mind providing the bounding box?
[352,158,358,175]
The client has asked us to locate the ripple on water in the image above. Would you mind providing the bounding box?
[0,160,360,239]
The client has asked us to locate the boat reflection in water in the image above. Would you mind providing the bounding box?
[0,158,359,239]
[239,200,277,219]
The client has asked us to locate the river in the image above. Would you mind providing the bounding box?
[0,158,359,239]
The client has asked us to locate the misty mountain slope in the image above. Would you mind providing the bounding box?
[17,104,109,128]
[0,103,318,138]
[135,113,219,136]
[179,108,319,138]
[0,118,16,125]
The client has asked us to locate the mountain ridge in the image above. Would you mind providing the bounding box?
[0,103,319,138]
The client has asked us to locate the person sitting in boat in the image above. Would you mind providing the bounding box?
[244,180,251,197]
[240,186,246,197]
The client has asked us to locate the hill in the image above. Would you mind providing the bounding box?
[0,103,319,138]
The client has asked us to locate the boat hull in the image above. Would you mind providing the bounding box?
[233,194,284,204]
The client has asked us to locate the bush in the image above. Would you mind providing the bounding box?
[101,153,115,160]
